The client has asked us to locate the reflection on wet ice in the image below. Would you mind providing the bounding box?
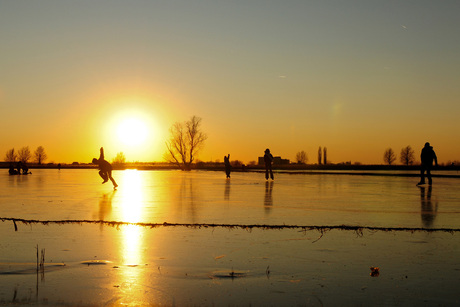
[419,185,438,228]
[264,181,274,215]
[95,191,115,226]
[115,170,149,304]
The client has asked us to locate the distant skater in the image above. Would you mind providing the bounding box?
[92,147,118,188]
[21,163,30,175]
[224,154,231,179]
[8,163,18,175]
[264,148,274,180]
[417,142,438,186]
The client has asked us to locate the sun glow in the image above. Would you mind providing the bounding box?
[117,117,149,147]
[101,106,164,161]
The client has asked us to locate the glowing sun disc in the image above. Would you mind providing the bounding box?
[117,118,148,146]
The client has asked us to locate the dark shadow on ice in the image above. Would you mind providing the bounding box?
[224,180,230,201]
[179,176,198,223]
[264,181,273,214]
[95,191,116,228]
[419,185,438,228]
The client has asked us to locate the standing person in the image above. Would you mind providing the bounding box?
[417,142,438,186]
[92,147,118,188]
[264,148,274,180]
[224,154,231,179]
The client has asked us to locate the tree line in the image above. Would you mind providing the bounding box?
[383,146,416,166]
[294,145,426,166]
[4,146,47,164]
[162,116,430,168]
[295,147,327,165]
[0,119,449,168]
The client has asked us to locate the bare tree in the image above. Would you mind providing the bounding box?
[318,147,322,165]
[400,145,415,166]
[383,148,396,165]
[17,146,31,163]
[323,147,327,165]
[4,148,17,162]
[165,115,207,170]
[112,152,126,165]
[34,146,47,164]
[295,150,308,164]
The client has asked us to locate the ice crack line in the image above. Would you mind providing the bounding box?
[1,217,459,234]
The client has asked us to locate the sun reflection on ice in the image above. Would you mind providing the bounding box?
[115,170,149,304]
[119,170,144,223]
[118,170,145,264]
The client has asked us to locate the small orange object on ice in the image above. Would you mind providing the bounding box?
[370,267,380,277]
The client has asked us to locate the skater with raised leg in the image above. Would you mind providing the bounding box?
[92,147,118,189]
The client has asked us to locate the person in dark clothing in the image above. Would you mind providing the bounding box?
[9,163,18,175]
[417,142,438,186]
[224,154,231,179]
[21,163,30,175]
[264,148,274,180]
[92,147,118,188]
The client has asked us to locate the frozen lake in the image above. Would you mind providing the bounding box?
[1,169,460,306]
[2,169,460,228]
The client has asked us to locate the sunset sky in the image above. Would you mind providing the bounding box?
[1,1,459,165]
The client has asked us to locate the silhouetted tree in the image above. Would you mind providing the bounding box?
[112,152,126,165]
[383,148,396,165]
[400,145,415,166]
[231,160,243,167]
[318,147,322,165]
[17,146,31,163]
[165,115,207,170]
[34,146,47,164]
[323,147,327,165]
[4,148,17,162]
[295,151,308,164]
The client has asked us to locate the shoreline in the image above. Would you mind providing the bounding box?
[2,162,460,179]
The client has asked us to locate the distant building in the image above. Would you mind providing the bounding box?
[258,156,290,166]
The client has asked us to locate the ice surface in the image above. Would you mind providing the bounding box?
[1,169,459,306]
[2,169,460,228]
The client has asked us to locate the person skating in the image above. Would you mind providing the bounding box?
[92,147,118,188]
[417,142,438,186]
[264,148,274,180]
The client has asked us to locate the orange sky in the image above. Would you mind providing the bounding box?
[1,1,460,165]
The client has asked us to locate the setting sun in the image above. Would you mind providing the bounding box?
[117,118,149,147]
[100,106,164,162]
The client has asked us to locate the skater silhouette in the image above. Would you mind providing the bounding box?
[417,142,438,186]
[224,154,231,179]
[92,147,118,188]
[264,148,274,180]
